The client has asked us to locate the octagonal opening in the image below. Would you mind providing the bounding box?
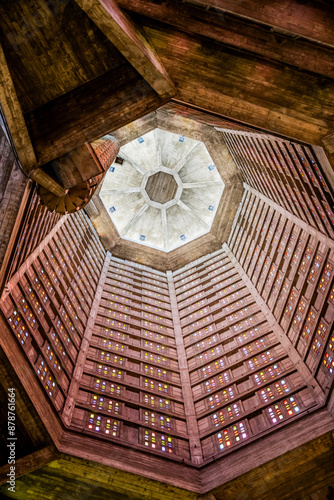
[99,128,228,253]
[145,171,178,204]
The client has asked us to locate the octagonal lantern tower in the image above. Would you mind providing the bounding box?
[99,129,225,252]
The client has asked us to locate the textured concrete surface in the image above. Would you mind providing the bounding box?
[99,128,224,252]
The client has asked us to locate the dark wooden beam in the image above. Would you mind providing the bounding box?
[25,64,170,166]
[0,0,126,115]
[117,0,334,79]
[197,0,334,49]
[0,44,65,196]
[74,0,176,98]
[0,43,36,171]
[29,169,65,197]
[0,446,58,485]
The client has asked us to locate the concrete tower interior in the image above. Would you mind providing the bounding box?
[0,1,334,499]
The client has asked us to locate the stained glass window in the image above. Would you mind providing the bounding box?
[143,430,173,453]
[87,413,119,436]
[8,311,29,346]
[323,335,334,374]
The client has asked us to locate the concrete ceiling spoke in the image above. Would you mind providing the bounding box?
[101,187,141,194]
[119,152,146,175]
[182,181,219,189]
[155,128,162,168]
[177,200,210,228]
[161,208,168,251]
[174,142,201,172]
[122,203,149,236]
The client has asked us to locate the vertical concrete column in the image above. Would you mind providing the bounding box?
[167,271,203,465]
[62,251,111,426]
[223,243,326,407]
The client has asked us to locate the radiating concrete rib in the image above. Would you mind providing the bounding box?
[174,142,201,172]
[178,200,210,227]
[120,152,146,175]
[101,187,141,194]
[182,181,220,188]
[122,204,149,236]
[156,128,162,168]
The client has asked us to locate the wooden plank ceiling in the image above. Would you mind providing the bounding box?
[0,0,334,170]
[0,0,174,190]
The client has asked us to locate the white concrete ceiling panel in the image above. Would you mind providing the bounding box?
[123,205,163,249]
[157,128,199,170]
[101,191,146,233]
[101,159,143,189]
[178,144,223,184]
[180,185,223,224]
[166,203,208,250]
[99,128,225,252]
[120,129,158,172]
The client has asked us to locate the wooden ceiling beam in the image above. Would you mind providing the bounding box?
[0,44,65,196]
[195,0,334,49]
[141,25,334,145]
[74,0,176,99]
[117,0,334,79]
[25,64,169,166]
[0,446,58,485]
[29,169,65,197]
[0,43,36,171]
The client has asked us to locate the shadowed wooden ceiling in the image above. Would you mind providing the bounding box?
[0,0,126,113]
[1,0,334,169]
